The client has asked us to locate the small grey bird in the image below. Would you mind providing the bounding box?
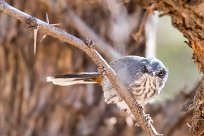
[47,56,168,113]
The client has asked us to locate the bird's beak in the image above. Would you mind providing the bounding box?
[150,72,156,76]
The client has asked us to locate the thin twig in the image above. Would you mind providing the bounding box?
[0,1,161,135]
[132,4,155,43]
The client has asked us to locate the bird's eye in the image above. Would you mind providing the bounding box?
[142,65,148,73]
[157,70,166,78]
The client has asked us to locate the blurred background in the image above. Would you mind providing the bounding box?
[156,16,200,100]
[0,0,200,136]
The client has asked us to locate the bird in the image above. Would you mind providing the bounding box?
[47,56,168,114]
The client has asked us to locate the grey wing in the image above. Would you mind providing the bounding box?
[109,56,143,86]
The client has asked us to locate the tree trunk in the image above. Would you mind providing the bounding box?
[1,0,203,136]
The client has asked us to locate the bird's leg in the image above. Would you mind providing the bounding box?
[142,111,153,126]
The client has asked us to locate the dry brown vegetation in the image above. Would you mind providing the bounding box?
[0,0,204,136]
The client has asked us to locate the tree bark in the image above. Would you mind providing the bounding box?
[139,0,204,72]
[0,0,203,136]
[0,0,147,136]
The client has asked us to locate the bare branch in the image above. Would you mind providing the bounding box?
[40,12,60,43]
[40,0,121,61]
[132,4,155,43]
[67,9,122,61]
[0,1,161,135]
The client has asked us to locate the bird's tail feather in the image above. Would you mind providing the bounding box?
[47,72,99,86]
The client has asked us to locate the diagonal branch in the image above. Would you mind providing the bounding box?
[40,0,121,61]
[0,1,161,135]
[65,9,122,61]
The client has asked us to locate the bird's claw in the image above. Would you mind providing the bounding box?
[97,65,106,75]
[144,114,153,126]
[132,114,153,127]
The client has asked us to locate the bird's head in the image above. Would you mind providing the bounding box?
[138,57,168,92]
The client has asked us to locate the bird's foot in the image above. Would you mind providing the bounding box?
[144,113,153,126]
[97,65,106,75]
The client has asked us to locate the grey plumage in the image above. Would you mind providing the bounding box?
[47,56,168,113]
